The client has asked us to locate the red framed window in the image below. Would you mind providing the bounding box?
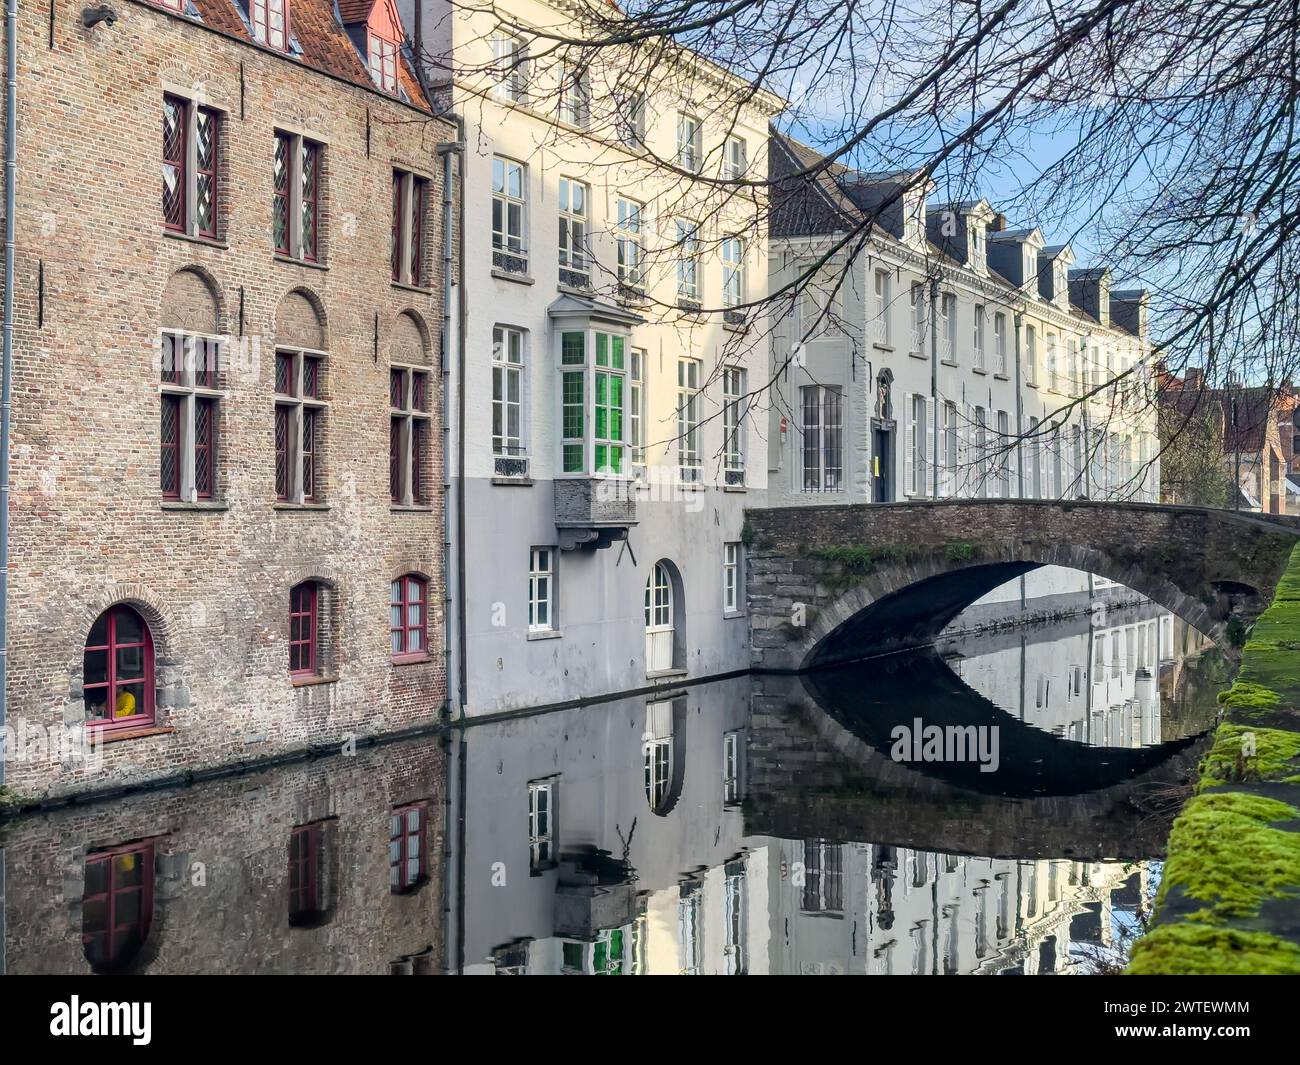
[162,96,186,231]
[273,132,292,255]
[390,367,430,505]
[288,823,322,925]
[411,422,426,503]
[83,841,155,973]
[389,802,427,892]
[300,139,320,262]
[250,0,289,51]
[389,416,402,502]
[409,178,426,285]
[391,170,429,287]
[160,394,182,499]
[194,397,217,499]
[391,574,428,658]
[301,408,318,500]
[391,172,403,282]
[288,581,318,676]
[194,107,219,239]
[83,606,154,730]
[274,405,290,500]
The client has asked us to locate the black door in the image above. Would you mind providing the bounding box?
[873,429,893,502]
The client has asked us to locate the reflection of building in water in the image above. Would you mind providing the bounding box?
[769,842,1146,975]
[946,592,1215,748]
[452,670,1162,974]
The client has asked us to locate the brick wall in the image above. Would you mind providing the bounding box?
[2,737,446,974]
[2,2,454,800]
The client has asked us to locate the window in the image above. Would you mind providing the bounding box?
[973,305,986,369]
[559,330,628,475]
[800,384,843,492]
[491,156,527,274]
[615,197,644,295]
[559,67,590,127]
[162,95,220,238]
[390,364,431,505]
[616,90,646,148]
[974,406,988,496]
[83,605,154,731]
[908,393,929,496]
[723,134,747,179]
[369,33,398,93]
[939,292,956,363]
[274,347,326,502]
[83,842,154,973]
[676,113,702,172]
[994,312,1008,375]
[677,357,701,481]
[1025,325,1038,386]
[1028,416,1042,498]
[391,169,429,287]
[645,563,676,673]
[273,131,322,262]
[160,331,223,501]
[250,0,289,51]
[492,326,525,460]
[723,730,741,804]
[942,400,957,496]
[529,547,554,631]
[390,574,428,658]
[722,236,745,312]
[288,581,319,676]
[802,840,844,913]
[629,348,647,467]
[723,541,741,612]
[558,178,589,288]
[528,779,555,872]
[910,282,926,355]
[644,700,674,811]
[288,822,329,926]
[998,410,1012,496]
[724,862,746,973]
[722,366,746,484]
[676,219,700,303]
[1046,334,1059,391]
[873,269,892,347]
[389,802,427,892]
[491,32,529,103]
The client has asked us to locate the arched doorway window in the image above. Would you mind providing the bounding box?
[644,700,673,811]
[83,605,155,731]
[645,561,675,673]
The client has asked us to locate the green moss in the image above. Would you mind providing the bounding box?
[1129,924,1300,975]
[740,519,755,548]
[1156,791,1300,921]
[1197,724,1300,789]
[945,541,976,562]
[1217,680,1280,710]
[0,785,21,813]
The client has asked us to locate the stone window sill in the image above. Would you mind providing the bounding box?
[994,373,1009,381]
[292,673,339,688]
[391,504,435,513]
[908,350,927,360]
[96,725,177,745]
[492,476,534,487]
[161,500,229,512]
[872,342,895,353]
[492,268,534,286]
[723,484,748,493]
[162,229,228,250]
[392,280,434,297]
[275,254,329,271]
[972,366,988,375]
[527,629,563,641]
[723,610,746,621]
[647,667,688,680]
[274,502,330,512]
[941,359,958,368]
[392,652,433,666]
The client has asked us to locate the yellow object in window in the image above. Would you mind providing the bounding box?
[114,690,137,718]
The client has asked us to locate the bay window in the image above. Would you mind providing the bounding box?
[558,329,630,476]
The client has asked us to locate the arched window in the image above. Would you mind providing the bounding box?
[644,700,673,812]
[289,581,320,676]
[391,574,428,659]
[83,606,154,730]
[644,561,677,673]
[83,841,154,973]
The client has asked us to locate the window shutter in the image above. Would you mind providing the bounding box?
[904,392,915,496]
[938,405,951,498]
[924,397,936,497]
[1006,414,1018,497]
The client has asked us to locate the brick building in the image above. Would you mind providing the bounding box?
[3,737,445,974]
[0,0,455,802]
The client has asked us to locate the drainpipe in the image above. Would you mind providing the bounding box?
[1081,331,1093,497]
[1,0,18,792]
[929,278,939,497]
[1013,312,1024,497]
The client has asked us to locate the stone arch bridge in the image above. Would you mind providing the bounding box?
[746,500,1300,671]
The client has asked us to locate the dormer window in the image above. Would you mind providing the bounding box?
[251,0,289,51]
[969,224,984,266]
[370,33,398,93]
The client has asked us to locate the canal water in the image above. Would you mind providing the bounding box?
[0,574,1228,975]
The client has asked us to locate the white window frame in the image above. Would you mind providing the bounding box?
[677,357,701,481]
[558,177,590,286]
[994,312,1008,375]
[528,547,555,632]
[616,90,646,148]
[800,384,843,492]
[723,134,747,179]
[559,66,590,127]
[615,197,644,294]
[974,305,986,369]
[723,541,742,614]
[676,113,702,172]
[1025,325,1038,386]
[527,778,555,871]
[492,325,526,460]
[368,33,398,93]
[723,730,742,804]
[491,156,528,274]
[491,32,529,103]
[250,0,288,51]
[910,282,927,356]
[722,236,745,309]
[873,269,892,347]
[629,347,647,469]
[676,219,701,303]
[722,366,746,483]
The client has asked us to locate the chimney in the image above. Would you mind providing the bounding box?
[1068,267,1111,327]
[1183,367,1202,391]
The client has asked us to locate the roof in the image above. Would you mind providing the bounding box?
[1163,384,1280,454]
[174,0,431,112]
